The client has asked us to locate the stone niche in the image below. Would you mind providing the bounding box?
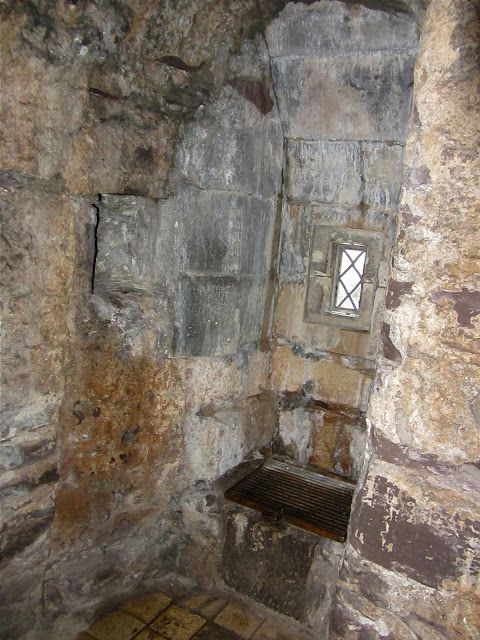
[269,0,418,484]
[220,0,420,633]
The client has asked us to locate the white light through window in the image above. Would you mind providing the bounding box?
[334,245,367,313]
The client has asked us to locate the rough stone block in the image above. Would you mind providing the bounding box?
[222,511,317,620]
[362,142,405,206]
[287,140,362,204]
[309,410,367,480]
[350,468,480,589]
[176,119,283,198]
[95,196,175,294]
[174,275,270,357]
[273,53,415,142]
[184,396,272,481]
[266,3,418,58]
[274,283,382,361]
[270,346,305,393]
[174,188,275,276]
[277,408,313,464]
[174,276,240,356]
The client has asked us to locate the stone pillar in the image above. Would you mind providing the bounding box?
[330,1,480,638]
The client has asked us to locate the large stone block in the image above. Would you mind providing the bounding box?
[273,53,415,142]
[349,463,480,589]
[274,283,382,361]
[174,188,276,276]
[184,395,273,481]
[266,2,418,58]
[174,275,268,356]
[94,195,176,294]
[176,119,283,198]
[362,142,405,207]
[222,510,318,620]
[287,140,362,204]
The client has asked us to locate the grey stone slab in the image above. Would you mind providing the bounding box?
[221,511,318,621]
[362,141,405,206]
[308,203,392,231]
[174,188,275,277]
[266,2,418,57]
[173,275,269,357]
[176,119,283,198]
[95,195,176,294]
[174,276,241,357]
[273,53,415,142]
[239,277,269,344]
[287,139,362,204]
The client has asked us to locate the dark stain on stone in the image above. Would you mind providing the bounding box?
[408,164,431,187]
[399,204,420,226]
[159,55,204,72]
[89,87,122,101]
[278,389,307,411]
[430,288,480,328]
[72,400,84,425]
[385,280,413,310]
[229,79,274,114]
[305,398,364,420]
[121,426,139,445]
[412,103,422,128]
[381,322,402,363]
[373,431,439,469]
[38,467,60,485]
[1,507,54,560]
[222,511,317,619]
[134,146,154,166]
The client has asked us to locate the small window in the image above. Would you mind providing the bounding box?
[332,244,367,316]
[304,224,384,332]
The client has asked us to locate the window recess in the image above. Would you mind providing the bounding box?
[304,225,384,332]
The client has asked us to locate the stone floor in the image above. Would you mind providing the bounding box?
[77,588,307,640]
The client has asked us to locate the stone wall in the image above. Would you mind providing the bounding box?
[330,1,480,638]
[0,2,285,638]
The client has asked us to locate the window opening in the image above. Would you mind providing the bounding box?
[332,244,367,316]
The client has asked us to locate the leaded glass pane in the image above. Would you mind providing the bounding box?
[334,245,367,313]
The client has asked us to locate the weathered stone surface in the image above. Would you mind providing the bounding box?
[272,53,415,142]
[222,509,337,624]
[362,142,405,207]
[3,1,477,639]
[0,2,289,637]
[332,1,480,638]
[176,119,283,198]
[287,140,362,205]
[273,284,383,360]
[173,188,276,277]
[266,1,419,58]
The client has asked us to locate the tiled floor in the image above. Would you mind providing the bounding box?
[78,588,303,640]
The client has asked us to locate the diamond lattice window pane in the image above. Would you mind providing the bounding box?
[334,246,367,312]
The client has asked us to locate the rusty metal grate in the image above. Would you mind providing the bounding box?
[225,458,355,542]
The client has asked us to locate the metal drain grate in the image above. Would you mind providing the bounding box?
[225,458,355,542]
